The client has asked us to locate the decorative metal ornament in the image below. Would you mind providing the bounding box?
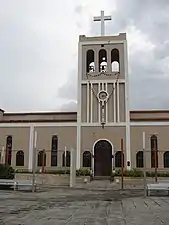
[86,70,120,128]
[97,90,109,102]
[100,103,106,129]
[101,124,105,129]
[86,71,119,79]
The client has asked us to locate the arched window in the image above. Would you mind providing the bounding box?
[6,135,12,165]
[83,151,91,167]
[86,49,95,73]
[151,135,158,168]
[111,49,119,72]
[38,150,46,167]
[62,151,70,167]
[99,49,107,72]
[115,151,124,167]
[164,151,169,168]
[136,151,143,168]
[51,135,58,166]
[16,150,24,166]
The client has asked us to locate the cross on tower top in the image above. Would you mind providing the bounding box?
[93,10,112,36]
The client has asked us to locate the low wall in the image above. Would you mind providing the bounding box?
[114,176,169,186]
[15,173,90,186]
[15,173,169,187]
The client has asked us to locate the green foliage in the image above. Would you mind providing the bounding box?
[115,168,169,177]
[110,172,115,182]
[44,169,70,175]
[15,168,91,176]
[159,172,169,177]
[15,167,169,178]
[15,168,31,173]
[114,168,122,176]
[146,171,169,177]
[76,168,90,176]
[0,164,15,179]
[115,168,143,177]
[125,168,144,177]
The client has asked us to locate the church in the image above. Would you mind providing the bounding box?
[1,11,169,176]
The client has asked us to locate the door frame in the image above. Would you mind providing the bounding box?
[92,139,114,176]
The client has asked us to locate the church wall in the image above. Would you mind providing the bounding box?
[82,45,98,80]
[80,126,126,167]
[130,125,169,169]
[92,83,99,123]
[119,83,126,122]
[81,82,125,123]
[81,43,125,80]
[81,84,87,122]
[2,112,76,122]
[79,33,126,42]
[35,126,76,168]
[130,111,169,121]
[107,83,114,122]
[0,127,30,168]
[0,109,4,119]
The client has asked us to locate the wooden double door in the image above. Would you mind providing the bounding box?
[94,140,112,176]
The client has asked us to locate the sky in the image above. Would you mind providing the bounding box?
[0,0,169,112]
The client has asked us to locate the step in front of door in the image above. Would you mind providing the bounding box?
[93,176,111,180]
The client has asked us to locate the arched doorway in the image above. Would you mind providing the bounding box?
[93,140,112,176]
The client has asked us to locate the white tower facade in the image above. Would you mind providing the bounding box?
[76,12,131,171]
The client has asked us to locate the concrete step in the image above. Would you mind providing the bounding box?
[93,176,111,180]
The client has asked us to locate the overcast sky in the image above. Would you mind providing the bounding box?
[0,0,169,112]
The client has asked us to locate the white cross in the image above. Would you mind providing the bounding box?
[93,10,111,36]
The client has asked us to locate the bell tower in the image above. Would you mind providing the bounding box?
[76,11,130,169]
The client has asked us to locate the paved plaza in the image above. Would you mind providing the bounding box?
[0,184,169,225]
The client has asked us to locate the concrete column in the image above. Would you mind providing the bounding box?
[95,49,99,73]
[1,146,5,164]
[76,126,81,169]
[28,125,34,171]
[107,49,111,72]
[11,150,16,168]
[70,148,76,188]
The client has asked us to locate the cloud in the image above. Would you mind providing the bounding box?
[78,0,169,110]
[0,0,78,112]
[60,101,77,112]
[0,0,169,112]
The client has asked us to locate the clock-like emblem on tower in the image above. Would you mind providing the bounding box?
[97,90,109,102]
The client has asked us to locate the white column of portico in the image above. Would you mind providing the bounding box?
[76,39,82,169]
[28,125,34,171]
